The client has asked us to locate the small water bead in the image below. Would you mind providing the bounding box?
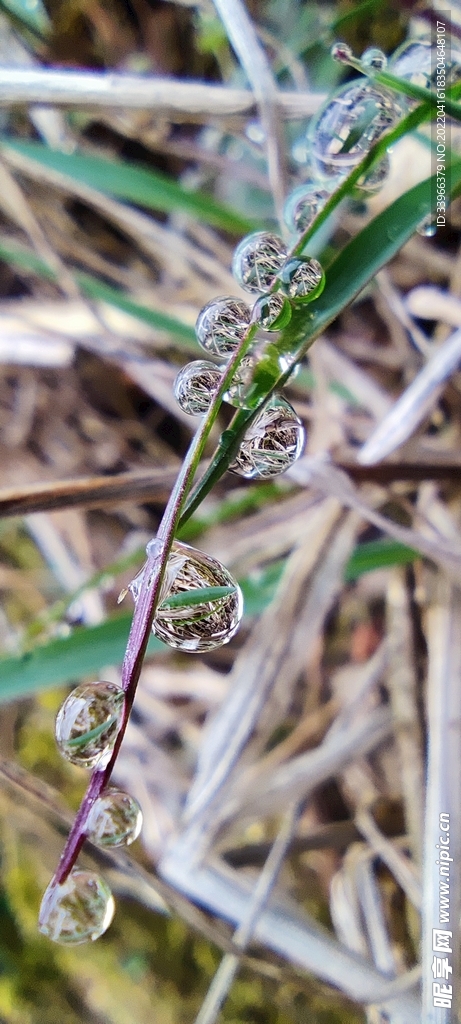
[283,183,331,235]
[150,542,243,653]
[86,789,143,848]
[196,296,251,357]
[331,41,353,63]
[355,154,390,196]
[230,395,305,479]
[417,214,437,238]
[253,293,292,331]
[390,39,461,91]
[39,870,115,945]
[279,257,325,303]
[223,353,256,407]
[308,81,402,183]
[361,47,387,71]
[232,232,288,294]
[174,360,222,415]
[55,681,124,769]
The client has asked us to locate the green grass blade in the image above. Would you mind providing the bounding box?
[371,71,461,122]
[0,0,50,35]
[179,162,461,524]
[65,714,120,748]
[0,239,198,350]
[0,541,419,701]
[160,585,236,610]
[0,614,163,701]
[344,539,417,581]
[77,273,198,349]
[2,138,257,235]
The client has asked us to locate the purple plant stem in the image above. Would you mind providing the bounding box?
[50,323,257,888]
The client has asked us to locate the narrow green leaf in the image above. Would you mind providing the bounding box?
[65,715,120,748]
[307,170,461,336]
[179,162,461,525]
[0,0,50,35]
[0,239,199,350]
[77,273,198,349]
[344,539,417,582]
[0,239,56,280]
[160,585,235,610]
[0,614,164,701]
[2,138,257,235]
[371,71,461,123]
[0,541,420,702]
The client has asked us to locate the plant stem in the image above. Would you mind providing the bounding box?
[52,324,256,886]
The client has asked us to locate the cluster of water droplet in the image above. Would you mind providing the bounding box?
[39,680,144,944]
[41,36,442,949]
[173,225,324,438]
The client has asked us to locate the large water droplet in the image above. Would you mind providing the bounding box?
[361,47,387,71]
[230,395,305,479]
[232,232,288,294]
[196,296,251,357]
[150,542,243,652]
[308,81,402,183]
[279,257,325,303]
[390,38,461,90]
[389,39,433,89]
[39,870,115,944]
[55,682,124,769]
[283,183,331,235]
[174,360,222,415]
[86,788,143,848]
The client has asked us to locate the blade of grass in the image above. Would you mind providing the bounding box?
[160,585,236,609]
[0,238,199,350]
[0,614,162,700]
[0,538,419,701]
[0,0,50,36]
[180,161,461,524]
[344,539,417,581]
[1,138,257,235]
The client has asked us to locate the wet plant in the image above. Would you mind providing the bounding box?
[34,32,461,954]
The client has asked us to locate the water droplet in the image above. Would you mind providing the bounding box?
[39,870,114,944]
[355,154,389,196]
[86,789,143,848]
[308,81,402,183]
[279,257,325,303]
[253,293,292,331]
[245,121,266,144]
[283,183,331,235]
[196,296,251,357]
[417,214,437,238]
[291,137,310,165]
[389,39,433,89]
[152,542,243,652]
[230,395,305,479]
[232,232,288,294]
[278,352,300,380]
[55,682,124,769]
[331,41,353,63]
[361,47,387,71]
[223,353,256,407]
[174,360,222,415]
